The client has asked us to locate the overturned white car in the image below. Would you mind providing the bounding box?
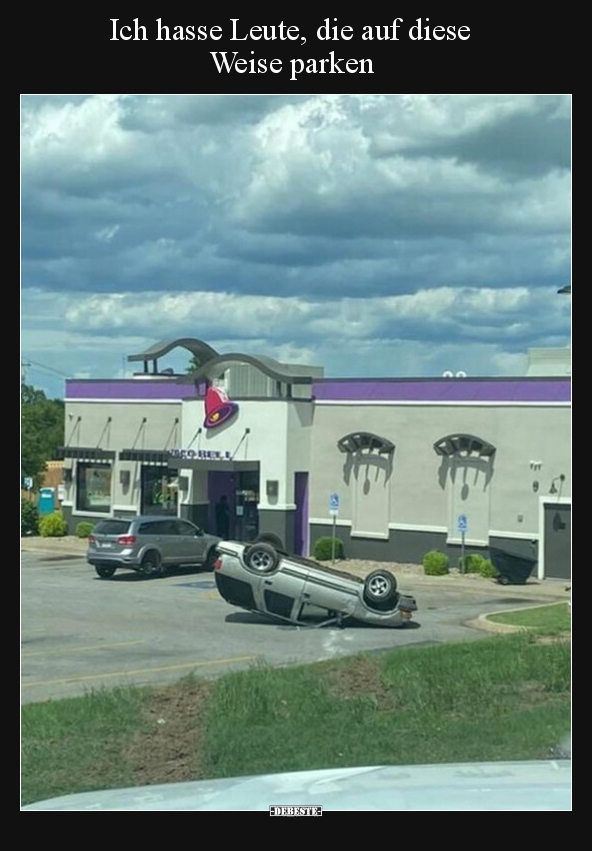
[214,539,418,628]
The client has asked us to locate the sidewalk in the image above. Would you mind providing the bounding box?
[21,536,570,602]
[21,535,88,556]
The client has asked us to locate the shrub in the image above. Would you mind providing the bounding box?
[459,553,486,574]
[478,558,497,579]
[422,549,449,575]
[75,521,95,539]
[39,512,68,538]
[459,553,497,578]
[21,499,39,536]
[314,536,345,561]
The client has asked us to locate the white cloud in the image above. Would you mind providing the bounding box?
[37,284,567,353]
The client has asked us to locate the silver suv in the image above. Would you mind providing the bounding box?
[87,516,220,579]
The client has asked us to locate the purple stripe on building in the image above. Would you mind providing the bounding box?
[65,377,571,404]
[311,379,571,403]
[65,380,196,401]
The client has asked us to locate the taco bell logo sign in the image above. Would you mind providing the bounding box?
[203,385,239,429]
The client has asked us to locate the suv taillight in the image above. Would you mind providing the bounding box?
[214,558,223,570]
[117,535,137,545]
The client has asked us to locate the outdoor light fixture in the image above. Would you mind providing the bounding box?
[557,285,571,295]
[549,474,566,495]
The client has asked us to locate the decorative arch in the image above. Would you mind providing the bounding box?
[434,434,496,545]
[184,353,316,386]
[338,432,395,539]
[337,432,395,455]
[127,338,220,374]
[433,433,496,459]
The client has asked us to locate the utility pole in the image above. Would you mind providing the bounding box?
[21,360,31,385]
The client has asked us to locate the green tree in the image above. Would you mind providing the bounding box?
[21,384,64,486]
[186,355,204,374]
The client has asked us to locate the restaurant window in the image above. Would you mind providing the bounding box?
[141,466,178,516]
[76,463,112,514]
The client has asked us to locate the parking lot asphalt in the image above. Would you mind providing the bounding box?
[21,538,571,704]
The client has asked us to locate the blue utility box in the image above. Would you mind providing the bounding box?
[38,487,55,515]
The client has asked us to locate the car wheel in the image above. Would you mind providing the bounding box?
[498,575,511,586]
[95,565,116,579]
[244,542,280,573]
[203,547,218,572]
[363,569,398,610]
[141,551,163,578]
[253,533,285,551]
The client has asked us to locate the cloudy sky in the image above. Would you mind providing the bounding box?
[21,94,571,397]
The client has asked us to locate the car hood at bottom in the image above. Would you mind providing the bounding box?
[23,760,571,810]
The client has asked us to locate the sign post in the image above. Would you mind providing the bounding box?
[457,514,468,573]
[329,493,339,564]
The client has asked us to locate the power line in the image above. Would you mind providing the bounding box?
[21,356,71,379]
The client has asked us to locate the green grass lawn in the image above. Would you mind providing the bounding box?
[487,602,571,634]
[21,632,571,806]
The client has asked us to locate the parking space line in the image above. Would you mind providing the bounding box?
[21,655,257,688]
[21,640,144,658]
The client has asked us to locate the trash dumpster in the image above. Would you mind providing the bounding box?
[489,546,538,585]
[38,487,55,515]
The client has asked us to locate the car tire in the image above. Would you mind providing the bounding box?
[95,565,116,579]
[203,547,218,572]
[141,551,164,578]
[363,569,398,611]
[498,575,511,586]
[253,533,285,551]
[244,542,280,573]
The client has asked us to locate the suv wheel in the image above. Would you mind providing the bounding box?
[203,547,218,572]
[253,533,285,551]
[244,542,279,573]
[363,569,398,611]
[141,551,164,578]
[95,565,116,579]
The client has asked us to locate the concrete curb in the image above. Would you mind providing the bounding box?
[466,616,528,634]
[466,601,570,634]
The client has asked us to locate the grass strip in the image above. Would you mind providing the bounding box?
[487,602,570,634]
[22,633,571,806]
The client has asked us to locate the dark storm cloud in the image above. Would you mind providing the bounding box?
[369,95,570,178]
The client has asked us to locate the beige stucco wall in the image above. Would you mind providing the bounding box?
[309,403,571,540]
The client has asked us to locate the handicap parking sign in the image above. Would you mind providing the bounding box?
[457,514,468,533]
[329,493,340,514]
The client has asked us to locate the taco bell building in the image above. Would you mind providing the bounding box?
[58,338,571,580]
